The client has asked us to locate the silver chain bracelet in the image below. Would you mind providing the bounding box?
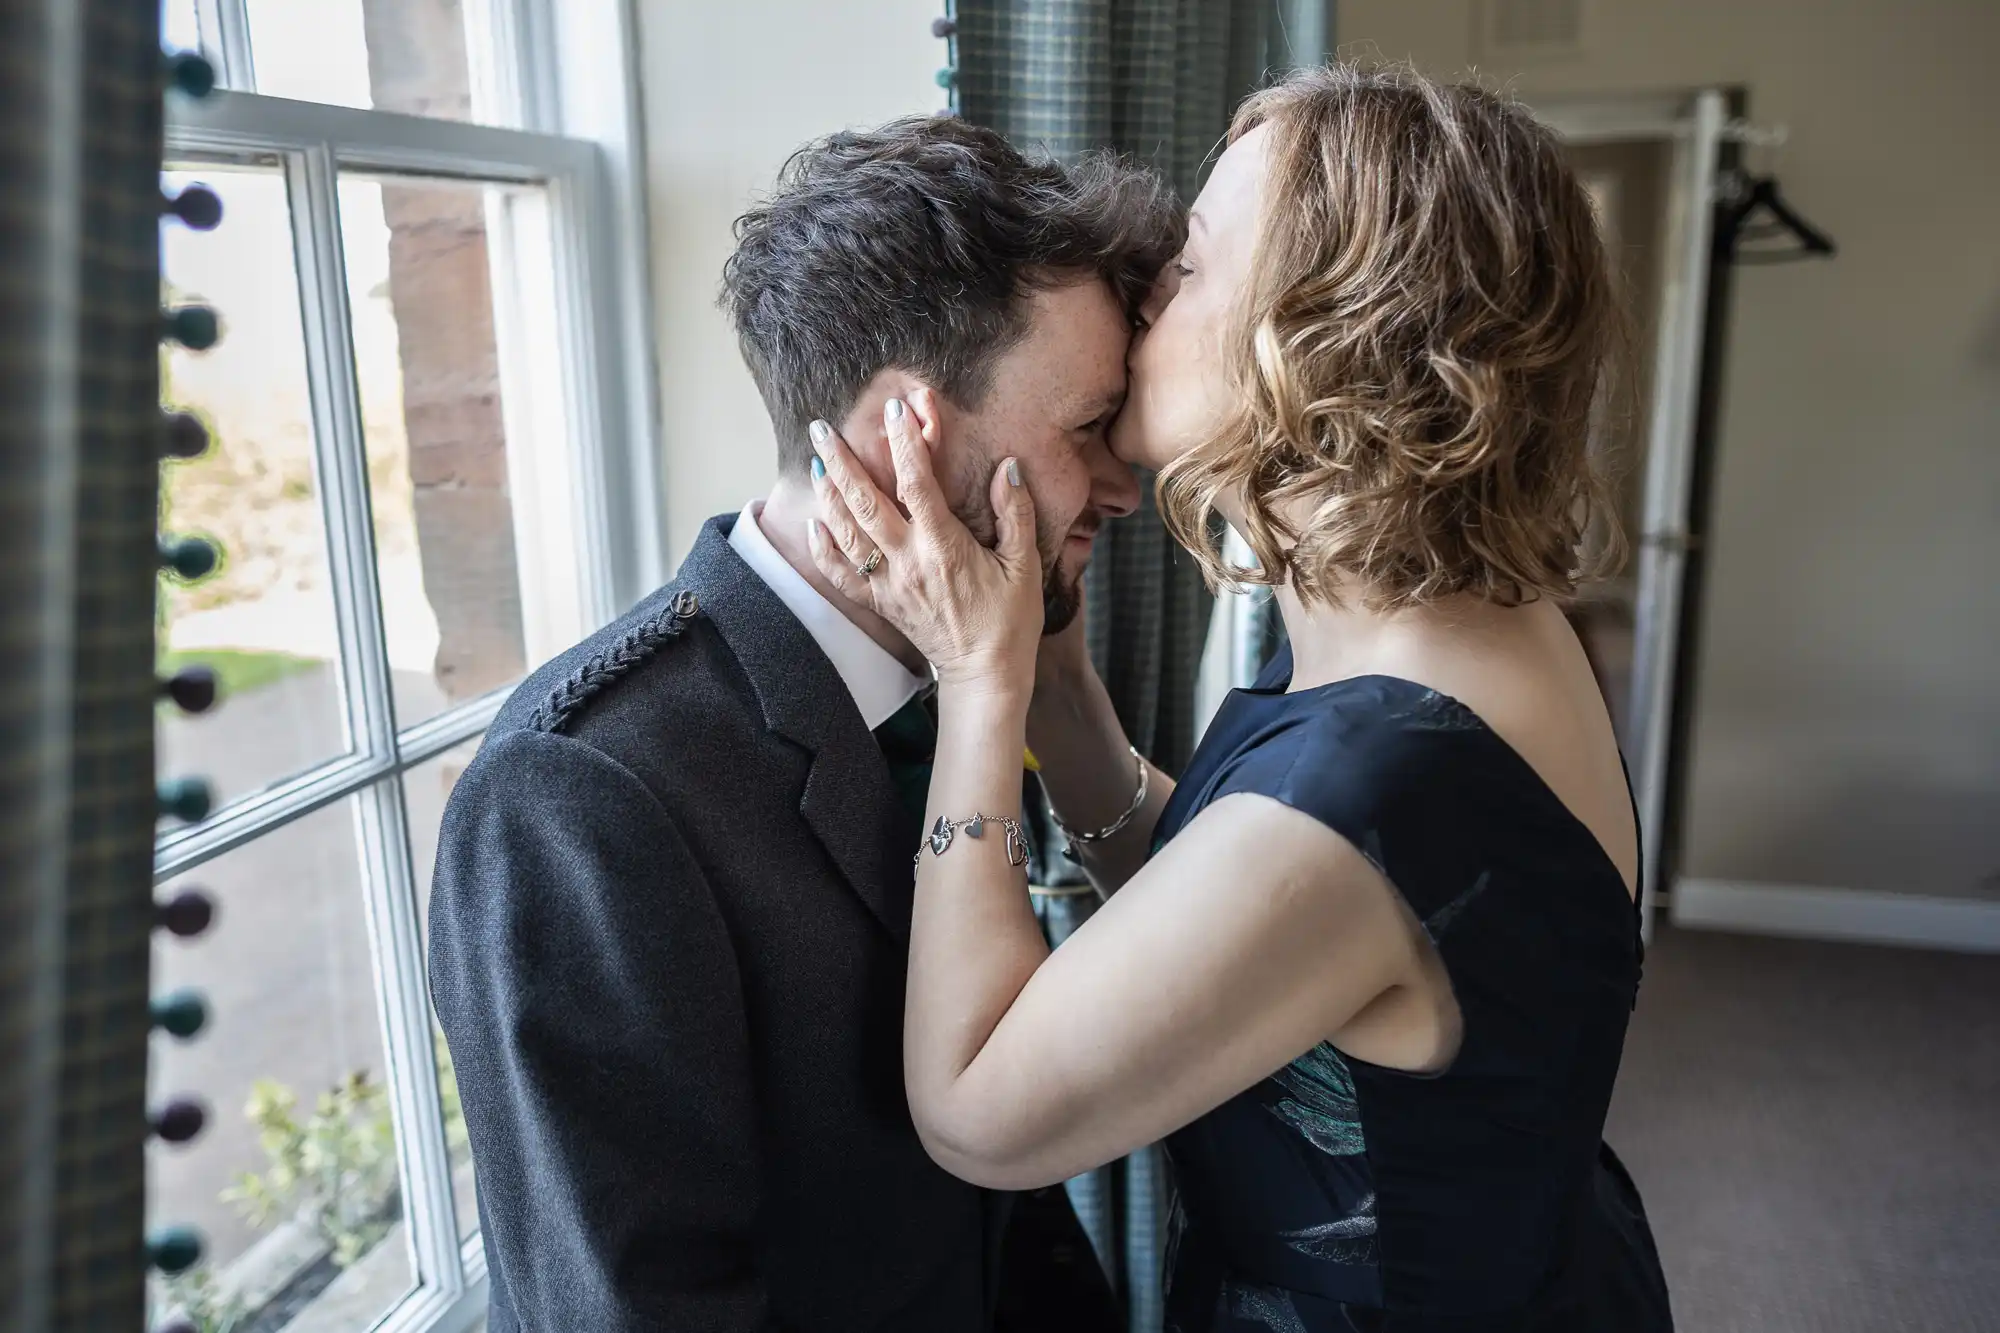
[915,813,1030,867]
[1049,745,1148,849]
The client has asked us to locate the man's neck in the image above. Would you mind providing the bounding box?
[758,477,930,677]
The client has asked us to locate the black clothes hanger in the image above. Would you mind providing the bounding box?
[1716,171,1836,265]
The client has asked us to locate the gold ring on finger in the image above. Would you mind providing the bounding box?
[857,549,883,577]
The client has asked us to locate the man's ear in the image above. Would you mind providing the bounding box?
[838,376,904,488]
[906,385,945,452]
[845,372,946,477]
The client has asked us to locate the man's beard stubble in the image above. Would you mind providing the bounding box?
[946,465,1084,637]
[1039,560,1084,636]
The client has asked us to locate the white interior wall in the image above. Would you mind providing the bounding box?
[633,0,945,561]
[629,0,2000,914]
[1341,0,2000,908]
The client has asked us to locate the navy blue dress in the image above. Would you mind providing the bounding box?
[1152,648,1672,1332]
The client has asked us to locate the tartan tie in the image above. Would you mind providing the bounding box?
[873,690,937,823]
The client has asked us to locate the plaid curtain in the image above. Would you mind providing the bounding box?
[956,3,1327,1328]
[1,2,170,1327]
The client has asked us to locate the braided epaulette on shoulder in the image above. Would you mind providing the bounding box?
[528,589,701,735]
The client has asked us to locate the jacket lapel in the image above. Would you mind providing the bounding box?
[677,517,916,944]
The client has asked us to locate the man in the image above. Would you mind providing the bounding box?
[429,114,1182,1331]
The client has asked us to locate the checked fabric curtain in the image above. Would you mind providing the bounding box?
[2,1,176,1328]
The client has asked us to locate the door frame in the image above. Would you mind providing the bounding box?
[1531,89,1728,940]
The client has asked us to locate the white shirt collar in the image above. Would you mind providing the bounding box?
[728,500,931,731]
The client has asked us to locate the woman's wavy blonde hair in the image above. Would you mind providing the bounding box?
[1158,62,1628,609]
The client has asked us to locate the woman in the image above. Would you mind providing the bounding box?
[806,64,1672,1331]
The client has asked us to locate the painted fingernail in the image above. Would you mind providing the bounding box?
[806,520,820,549]
[885,398,905,422]
[809,419,830,446]
[1006,459,1022,488]
[811,456,826,481]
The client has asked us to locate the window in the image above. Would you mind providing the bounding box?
[152,4,657,1330]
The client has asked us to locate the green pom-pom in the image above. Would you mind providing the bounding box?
[147,1224,204,1274]
[150,988,209,1040]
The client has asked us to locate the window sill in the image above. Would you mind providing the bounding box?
[280,1221,413,1333]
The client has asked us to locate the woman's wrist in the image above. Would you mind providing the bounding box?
[938,673,1032,725]
[935,648,1032,701]
[1049,745,1149,842]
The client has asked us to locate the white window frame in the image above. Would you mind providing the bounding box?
[159,4,660,1329]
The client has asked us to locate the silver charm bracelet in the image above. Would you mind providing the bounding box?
[1050,745,1149,849]
[915,813,1030,868]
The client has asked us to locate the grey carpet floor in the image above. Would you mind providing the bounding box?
[1606,923,2000,1332]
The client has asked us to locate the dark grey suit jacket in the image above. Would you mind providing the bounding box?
[429,516,1116,1332]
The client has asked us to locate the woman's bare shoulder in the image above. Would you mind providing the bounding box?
[1398,613,1639,898]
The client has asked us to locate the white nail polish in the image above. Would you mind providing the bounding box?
[809,420,830,446]
[885,398,905,422]
[1007,459,1022,487]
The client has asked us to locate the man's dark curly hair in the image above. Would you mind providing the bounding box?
[721,114,1183,472]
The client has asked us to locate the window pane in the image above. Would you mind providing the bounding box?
[160,166,350,813]
[340,174,590,730]
[147,801,414,1330]
[245,0,491,126]
[406,737,485,1245]
[163,0,199,49]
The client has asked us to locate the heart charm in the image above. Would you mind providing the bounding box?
[929,816,955,857]
[966,815,985,839]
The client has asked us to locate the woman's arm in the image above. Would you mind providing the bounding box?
[910,744,1427,1191]
[1026,628,1174,894]
[804,398,1426,1192]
